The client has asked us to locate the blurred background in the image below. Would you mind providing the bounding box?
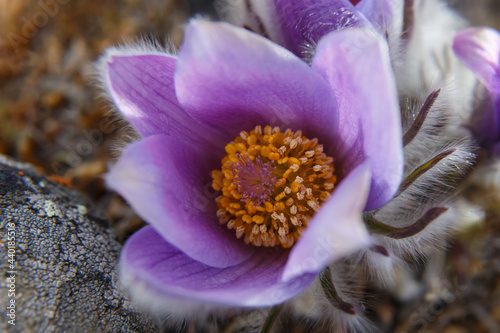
[0,0,218,239]
[0,1,499,332]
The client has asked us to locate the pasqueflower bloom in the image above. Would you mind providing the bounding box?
[101,18,403,307]
[180,1,476,330]
[453,27,500,152]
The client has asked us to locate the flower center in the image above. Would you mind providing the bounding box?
[231,154,277,205]
[212,125,337,248]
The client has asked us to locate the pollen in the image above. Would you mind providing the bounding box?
[212,125,337,248]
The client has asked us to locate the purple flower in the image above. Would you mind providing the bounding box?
[228,0,396,61]
[102,19,403,307]
[273,0,395,56]
[453,27,500,151]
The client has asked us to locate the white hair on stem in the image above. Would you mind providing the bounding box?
[361,74,477,286]
[350,244,408,289]
[374,204,461,260]
[289,261,378,333]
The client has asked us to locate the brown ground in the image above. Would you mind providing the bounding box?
[0,0,499,332]
[0,0,189,239]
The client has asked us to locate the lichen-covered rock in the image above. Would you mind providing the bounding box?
[0,155,157,332]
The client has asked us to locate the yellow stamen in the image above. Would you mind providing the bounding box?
[212,125,337,248]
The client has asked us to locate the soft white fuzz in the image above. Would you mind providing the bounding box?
[92,40,178,156]
[355,1,479,298]
[365,88,476,277]
[392,0,477,120]
[289,261,377,333]
[216,0,285,46]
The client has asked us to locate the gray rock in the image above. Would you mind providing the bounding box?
[0,155,157,332]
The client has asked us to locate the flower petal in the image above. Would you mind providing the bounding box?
[272,0,365,57]
[453,27,500,93]
[282,162,372,281]
[356,0,397,34]
[121,226,317,307]
[471,91,500,147]
[311,27,403,210]
[175,20,338,144]
[104,51,224,149]
[106,134,254,268]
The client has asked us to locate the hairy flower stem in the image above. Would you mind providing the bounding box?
[319,267,356,315]
[366,207,448,239]
[403,89,441,146]
[402,0,415,42]
[396,148,456,196]
[260,305,282,333]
